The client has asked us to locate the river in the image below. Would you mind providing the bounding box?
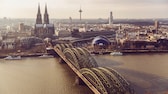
[0,57,93,94]
[94,53,168,94]
[0,53,168,94]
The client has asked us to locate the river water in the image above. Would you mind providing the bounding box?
[0,54,168,94]
[0,57,93,94]
[95,53,168,94]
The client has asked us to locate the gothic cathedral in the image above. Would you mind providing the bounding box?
[34,4,55,39]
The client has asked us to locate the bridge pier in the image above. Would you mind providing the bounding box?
[75,76,85,85]
[58,57,65,64]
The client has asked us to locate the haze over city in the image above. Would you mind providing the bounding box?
[0,0,167,19]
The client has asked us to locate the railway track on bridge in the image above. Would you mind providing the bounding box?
[51,43,134,94]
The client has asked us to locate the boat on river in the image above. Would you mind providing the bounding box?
[4,56,21,60]
[38,54,54,58]
[110,52,123,56]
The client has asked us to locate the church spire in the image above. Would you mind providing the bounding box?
[44,3,49,24]
[36,3,42,24]
[45,3,48,14]
[38,3,41,14]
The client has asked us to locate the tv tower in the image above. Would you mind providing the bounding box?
[79,6,82,21]
[109,11,113,26]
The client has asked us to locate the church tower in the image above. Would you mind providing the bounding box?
[36,4,42,24]
[44,4,49,24]
[35,3,54,39]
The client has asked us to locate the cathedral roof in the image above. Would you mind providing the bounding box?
[35,24,43,27]
[44,24,54,27]
[35,24,54,28]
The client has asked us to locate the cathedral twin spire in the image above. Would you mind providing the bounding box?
[44,4,49,24]
[36,3,42,24]
[36,3,49,24]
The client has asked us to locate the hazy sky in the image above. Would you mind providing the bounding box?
[0,0,167,19]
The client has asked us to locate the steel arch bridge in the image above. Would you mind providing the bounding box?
[53,43,134,94]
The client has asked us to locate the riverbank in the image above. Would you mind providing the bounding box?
[90,49,168,55]
[0,53,50,59]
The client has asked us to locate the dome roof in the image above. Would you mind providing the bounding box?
[92,36,110,46]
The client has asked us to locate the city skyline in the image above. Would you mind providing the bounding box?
[0,0,167,19]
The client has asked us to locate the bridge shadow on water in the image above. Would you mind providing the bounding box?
[93,55,124,67]
[93,55,168,94]
[112,67,168,94]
